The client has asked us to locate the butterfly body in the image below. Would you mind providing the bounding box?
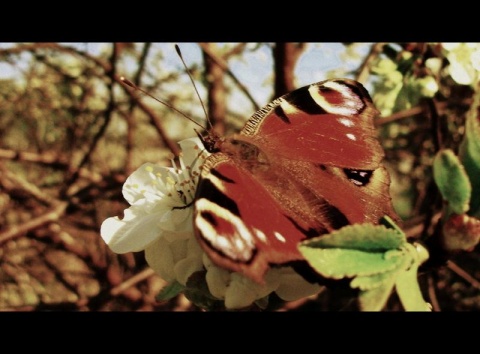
[193,78,399,284]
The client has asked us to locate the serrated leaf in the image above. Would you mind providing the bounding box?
[433,149,472,214]
[299,247,404,279]
[156,281,185,301]
[351,266,403,291]
[358,277,397,311]
[299,223,406,251]
[395,262,431,311]
[350,247,412,291]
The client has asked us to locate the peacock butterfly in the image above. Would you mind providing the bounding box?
[193,78,399,284]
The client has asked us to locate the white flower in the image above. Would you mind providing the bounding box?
[442,42,480,85]
[100,137,209,253]
[100,136,323,310]
[202,253,323,310]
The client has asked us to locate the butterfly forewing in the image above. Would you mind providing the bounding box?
[242,78,383,169]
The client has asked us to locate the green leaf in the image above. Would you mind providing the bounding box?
[380,215,404,234]
[299,247,404,279]
[433,149,472,214]
[395,262,431,311]
[351,265,404,291]
[358,277,397,311]
[299,223,406,251]
[156,281,185,301]
[459,91,480,217]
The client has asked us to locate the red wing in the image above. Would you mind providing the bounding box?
[193,78,399,284]
[193,154,308,284]
[242,78,383,170]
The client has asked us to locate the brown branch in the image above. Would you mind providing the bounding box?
[0,165,57,206]
[199,42,260,111]
[3,43,179,156]
[110,267,157,296]
[0,148,68,167]
[447,260,480,290]
[0,42,63,56]
[62,43,119,193]
[223,43,248,60]
[427,275,441,311]
[202,43,227,136]
[0,201,68,245]
[375,106,425,127]
[119,85,180,155]
[126,43,152,174]
[0,148,106,186]
[273,43,306,97]
[355,43,385,84]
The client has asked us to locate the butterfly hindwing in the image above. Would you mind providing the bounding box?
[194,153,308,284]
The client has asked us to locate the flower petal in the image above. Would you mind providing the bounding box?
[224,273,259,309]
[100,207,164,253]
[205,262,230,299]
[174,256,204,286]
[122,163,170,206]
[145,237,176,281]
[275,267,323,301]
[178,137,210,170]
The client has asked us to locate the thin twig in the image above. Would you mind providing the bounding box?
[4,43,179,156]
[110,268,157,296]
[356,43,385,84]
[0,165,57,206]
[375,106,425,127]
[0,201,68,245]
[0,148,68,167]
[447,260,480,290]
[427,274,441,311]
[199,42,260,111]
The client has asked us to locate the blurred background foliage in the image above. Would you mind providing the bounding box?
[0,42,479,311]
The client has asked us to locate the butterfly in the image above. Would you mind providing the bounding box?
[193,78,399,284]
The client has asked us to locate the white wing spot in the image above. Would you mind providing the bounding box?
[338,117,354,127]
[254,228,267,243]
[274,231,286,243]
[346,133,357,141]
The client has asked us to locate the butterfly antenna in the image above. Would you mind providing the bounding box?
[120,77,206,130]
[175,44,213,131]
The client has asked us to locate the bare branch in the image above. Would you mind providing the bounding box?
[355,43,385,84]
[110,268,157,296]
[0,201,68,245]
[199,42,260,111]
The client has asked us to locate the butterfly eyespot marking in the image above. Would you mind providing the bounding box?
[284,87,327,115]
[343,169,373,186]
[309,80,366,116]
[195,198,256,263]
